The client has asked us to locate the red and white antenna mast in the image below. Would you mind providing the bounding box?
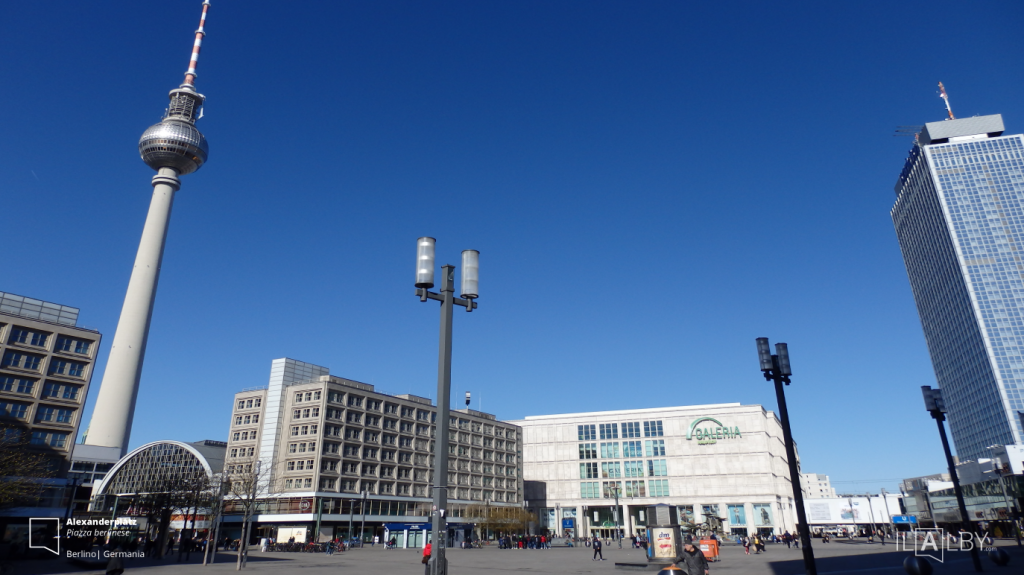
[938,82,955,120]
[183,1,211,87]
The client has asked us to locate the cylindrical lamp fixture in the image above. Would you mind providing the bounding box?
[465,391,471,407]
[461,249,480,298]
[756,337,773,371]
[775,343,792,376]
[415,237,436,288]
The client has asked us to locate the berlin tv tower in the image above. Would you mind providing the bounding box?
[86,1,213,455]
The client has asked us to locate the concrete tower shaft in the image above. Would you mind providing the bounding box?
[86,2,213,455]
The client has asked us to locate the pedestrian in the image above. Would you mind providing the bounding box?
[105,545,125,575]
[422,541,432,575]
[742,536,750,555]
[752,535,760,554]
[880,531,886,546]
[784,531,791,548]
[592,536,604,561]
[373,535,379,547]
[673,542,709,575]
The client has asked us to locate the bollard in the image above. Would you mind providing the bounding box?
[903,555,933,575]
[988,547,1010,566]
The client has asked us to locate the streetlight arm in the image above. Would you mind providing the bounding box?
[416,288,477,310]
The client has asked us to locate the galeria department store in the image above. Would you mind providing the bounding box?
[510,403,801,538]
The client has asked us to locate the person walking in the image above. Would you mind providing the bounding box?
[422,542,432,575]
[742,535,750,555]
[673,542,709,575]
[592,536,604,561]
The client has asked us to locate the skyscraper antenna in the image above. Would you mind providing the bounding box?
[184,1,212,87]
[938,82,955,120]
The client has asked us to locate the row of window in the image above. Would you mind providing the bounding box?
[1,377,83,401]
[579,440,665,459]
[6,329,92,355]
[579,420,663,441]
[580,459,668,479]
[236,397,262,410]
[1,352,87,377]
[580,479,668,499]
[230,447,256,458]
[0,401,75,424]
[232,430,258,442]
[232,414,260,426]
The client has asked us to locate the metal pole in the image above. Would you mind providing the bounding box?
[347,499,355,544]
[770,358,817,575]
[360,491,368,547]
[934,415,983,572]
[615,489,622,548]
[314,498,323,544]
[429,265,456,575]
[865,493,876,540]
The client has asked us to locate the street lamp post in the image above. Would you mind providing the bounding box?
[756,338,817,575]
[347,498,355,544]
[360,490,368,547]
[414,237,479,575]
[921,386,983,572]
[605,485,623,548]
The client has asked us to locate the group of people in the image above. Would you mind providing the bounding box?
[497,534,550,549]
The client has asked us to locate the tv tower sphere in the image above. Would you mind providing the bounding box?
[85,1,213,456]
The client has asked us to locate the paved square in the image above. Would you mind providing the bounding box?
[3,539,1021,575]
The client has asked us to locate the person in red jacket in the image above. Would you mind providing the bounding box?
[422,542,432,575]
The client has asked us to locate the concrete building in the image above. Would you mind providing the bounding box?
[0,291,102,521]
[220,358,523,547]
[801,473,837,499]
[510,403,799,538]
[892,113,1024,462]
[84,1,214,457]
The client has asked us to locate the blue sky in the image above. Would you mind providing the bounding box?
[2,1,1022,494]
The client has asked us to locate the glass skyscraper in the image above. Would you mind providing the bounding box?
[892,114,1024,462]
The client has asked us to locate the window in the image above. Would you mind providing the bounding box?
[8,329,28,344]
[602,481,622,498]
[234,432,241,441]
[577,424,596,441]
[578,443,597,460]
[601,462,622,478]
[3,352,41,371]
[237,400,245,410]
[623,440,642,457]
[645,439,665,456]
[648,479,670,497]
[304,478,313,488]
[600,442,620,458]
[43,382,60,397]
[624,460,644,477]
[255,398,262,407]
[295,393,303,403]
[291,426,299,436]
[285,479,294,489]
[0,402,28,419]
[74,340,90,354]
[56,336,73,351]
[581,482,600,498]
[647,459,668,476]
[30,332,48,347]
[235,416,243,425]
[625,480,646,497]
[57,409,73,423]
[287,461,296,471]
[243,415,251,424]
[49,360,85,377]
[622,422,641,438]
[230,448,238,457]
[252,414,259,423]
[245,399,253,408]
[644,420,664,437]
[313,391,321,400]
[348,396,363,407]
[580,462,598,479]
[30,431,67,448]
[599,423,618,440]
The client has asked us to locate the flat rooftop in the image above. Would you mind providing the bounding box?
[0,291,80,327]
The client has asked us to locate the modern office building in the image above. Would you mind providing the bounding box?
[0,291,102,519]
[801,473,837,499]
[220,358,523,547]
[892,113,1024,462]
[510,403,800,538]
[85,1,214,456]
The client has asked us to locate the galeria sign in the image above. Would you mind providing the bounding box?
[686,417,741,445]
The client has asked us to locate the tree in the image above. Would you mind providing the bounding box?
[0,422,57,508]
[466,504,536,539]
[225,457,272,571]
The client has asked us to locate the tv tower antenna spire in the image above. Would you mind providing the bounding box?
[85,1,214,456]
[938,81,955,120]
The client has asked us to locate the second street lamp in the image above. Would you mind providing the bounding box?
[756,338,817,575]
[415,237,479,575]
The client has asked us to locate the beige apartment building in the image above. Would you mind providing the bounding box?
[222,358,523,547]
[0,291,101,518]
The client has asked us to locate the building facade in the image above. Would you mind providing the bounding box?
[892,114,1024,462]
[221,358,523,547]
[801,473,837,499]
[510,403,799,538]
